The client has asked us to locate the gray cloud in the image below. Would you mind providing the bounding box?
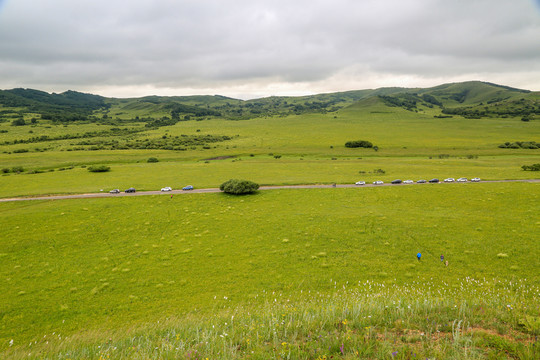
[0,0,539,98]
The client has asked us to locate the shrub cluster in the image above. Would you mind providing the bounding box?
[498,141,539,149]
[345,140,374,148]
[2,166,24,174]
[219,179,259,195]
[522,163,540,171]
[87,165,111,173]
[147,157,159,163]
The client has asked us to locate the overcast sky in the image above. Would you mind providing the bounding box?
[1,0,540,99]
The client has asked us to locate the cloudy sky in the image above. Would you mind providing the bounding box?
[1,0,539,99]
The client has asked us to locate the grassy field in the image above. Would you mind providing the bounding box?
[1,84,539,358]
[1,106,539,198]
[1,183,538,358]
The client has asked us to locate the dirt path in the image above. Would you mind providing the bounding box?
[1,179,538,202]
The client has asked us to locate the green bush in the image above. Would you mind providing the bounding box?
[11,166,24,173]
[147,157,159,163]
[88,165,111,173]
[345,140,373,148]
[219,179,259,195]
[521,163,540,171]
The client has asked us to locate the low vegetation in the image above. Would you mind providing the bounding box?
[219,179,259,194]
[344,140,374,148]
[87,165,110,172]
[521,163,540,171]
[498,141,539,149]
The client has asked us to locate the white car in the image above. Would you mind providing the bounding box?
[355,181,366,185]
[444,178,455,182]
[457,177,467,182]
[161,186,172,192]
[471,177,481,182]
[403,180,414,184]
[373,180,384,185]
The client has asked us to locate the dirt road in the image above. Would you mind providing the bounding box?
[1,179,538,202]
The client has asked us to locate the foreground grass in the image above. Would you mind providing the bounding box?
[1,183,539,358]
[4,280,539,359]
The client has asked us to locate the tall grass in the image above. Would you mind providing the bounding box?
[4,279,538,359]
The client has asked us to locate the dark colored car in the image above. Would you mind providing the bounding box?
[125,187,136,193]
[182,185,194,191]
[429,178,439,183]
[391,179,402,184]
[417,180,427,183]
[109,189,120,194]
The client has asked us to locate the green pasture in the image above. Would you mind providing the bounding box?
[0,107,539,198]
[1,155,540,198]
[1,183,538,355]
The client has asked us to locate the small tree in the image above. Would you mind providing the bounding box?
[11,119,26,126]
[88,165,111,173]
[219,179,259,195]
[345,140,373,148]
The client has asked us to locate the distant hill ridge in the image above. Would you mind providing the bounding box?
[0,81,538,124]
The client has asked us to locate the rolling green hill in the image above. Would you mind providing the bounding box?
[2,81,539,125]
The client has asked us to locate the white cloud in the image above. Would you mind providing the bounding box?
[0,0,539,98]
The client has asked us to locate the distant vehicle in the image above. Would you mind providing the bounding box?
[444,178,455,182]
[391,179,402,184]
[429,178,439,183]
[182,185,194,191]
[471,177,481,182]
[457,177,468,182]
[355,181,366,185]
[161,187,172,192]
[373,181,384,185]
[109,189,120,194]
[403,180,414,184]
[125,187,136,193]
[417,179,427,183]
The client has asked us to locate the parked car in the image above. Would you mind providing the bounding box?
[429,178,439,183]
[125,187,136,193]
[444,178,455,182]
[391,179,402,184]
[403,180,414,184]
[457,177,468,182]
[373,180,384,185]
[355,181,366,185]
[109,189,120,194]
[182,185,194,191]
[417,179,427,183]
[471,177,481,182]
[161,186,172,192]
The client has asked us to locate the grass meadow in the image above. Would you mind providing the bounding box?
[1,106,539,198]
[1,183,539,359]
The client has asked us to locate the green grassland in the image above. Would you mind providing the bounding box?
[1,100,539,198]
[1,82,539,359]
[1,183,539,359]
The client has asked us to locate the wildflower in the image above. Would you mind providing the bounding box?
[342,319,348,325]
[9,339,13,347]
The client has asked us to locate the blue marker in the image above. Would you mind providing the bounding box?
[417,253,421,260]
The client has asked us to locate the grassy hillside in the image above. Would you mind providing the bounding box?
[1,183,538,358]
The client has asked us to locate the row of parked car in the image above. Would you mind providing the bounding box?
[355,177,481,185]
[109,185,194,194]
